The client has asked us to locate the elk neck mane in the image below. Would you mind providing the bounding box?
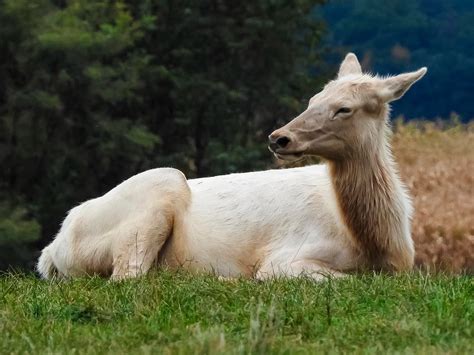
[328,114,412,270]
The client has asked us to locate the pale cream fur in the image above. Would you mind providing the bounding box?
[37,53,426,280]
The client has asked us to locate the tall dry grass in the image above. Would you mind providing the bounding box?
[393,119,474,273]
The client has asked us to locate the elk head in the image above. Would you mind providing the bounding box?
[269,53,427,161]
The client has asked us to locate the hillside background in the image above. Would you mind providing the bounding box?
[320,0,474,120]
[0,0,472,271]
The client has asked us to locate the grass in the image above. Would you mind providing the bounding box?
[1,271,472,354]
[393,119,474,272]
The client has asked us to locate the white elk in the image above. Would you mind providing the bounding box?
[37,53,427,280]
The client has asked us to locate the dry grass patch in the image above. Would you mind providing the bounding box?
[393,119,474,273]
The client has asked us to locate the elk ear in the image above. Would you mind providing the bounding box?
[378,67,427,102]
[338,53,362,78]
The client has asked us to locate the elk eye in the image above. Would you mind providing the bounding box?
[335,107,352,115]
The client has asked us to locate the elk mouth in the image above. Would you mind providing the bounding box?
[268,141,306,162]
[275,152,304,162]
[270,149,305,162]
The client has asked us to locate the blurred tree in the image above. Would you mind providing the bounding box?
[319,0,474,120]
[0,0,327,269]
[0,201,41,270]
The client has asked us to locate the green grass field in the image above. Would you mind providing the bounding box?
[0,271,472,354]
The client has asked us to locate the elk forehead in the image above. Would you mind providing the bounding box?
[309,76,377,109]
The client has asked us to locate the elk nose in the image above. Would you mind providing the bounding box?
[268,134,291,151]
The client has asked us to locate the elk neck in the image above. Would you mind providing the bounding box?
[328,123,411,270]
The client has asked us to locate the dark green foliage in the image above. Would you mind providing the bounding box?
[0,0,326,268]
[1,272,473,353]
[0,203,41,269]
[320,0,474,120]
